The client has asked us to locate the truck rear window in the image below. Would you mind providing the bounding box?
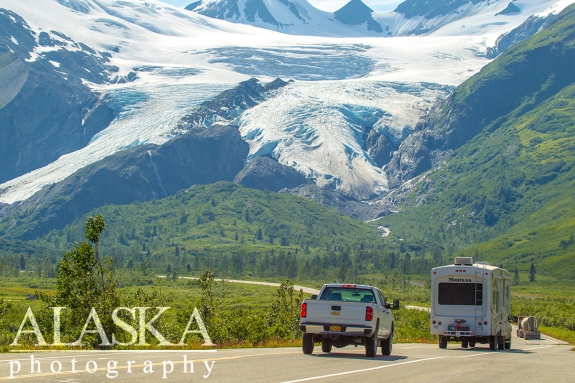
[320,287,375,303]
[438,283,483,305]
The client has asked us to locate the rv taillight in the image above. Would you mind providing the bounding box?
[365,306,374,321]
[300,303,307,318]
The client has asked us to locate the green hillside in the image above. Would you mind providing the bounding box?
[378,4,575,279]
[0,182,419,282]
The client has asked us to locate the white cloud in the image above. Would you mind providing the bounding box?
[158,0,402,12]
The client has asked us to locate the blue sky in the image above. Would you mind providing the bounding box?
[158,0,401,12]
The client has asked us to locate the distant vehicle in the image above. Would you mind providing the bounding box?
[430,257,512,350]
[516,316,541,339]
[299,284,398,357]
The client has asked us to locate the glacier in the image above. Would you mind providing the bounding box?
[1,0,572,205]
[237,81,452,199]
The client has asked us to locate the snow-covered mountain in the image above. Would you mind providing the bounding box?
[0,0,573,233]
[188,0,388,36]
[187,0,574,37]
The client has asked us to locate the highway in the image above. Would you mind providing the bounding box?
[1,334,572,382]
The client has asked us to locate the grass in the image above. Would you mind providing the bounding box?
[539,326,575,345]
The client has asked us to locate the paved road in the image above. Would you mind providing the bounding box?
[160,276,321,295]
[1,334,572,382]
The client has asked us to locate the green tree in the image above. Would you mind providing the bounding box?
[268,280,303,339]
[38,215,119,346]
[198,269,215,321]
[529,263,536,283]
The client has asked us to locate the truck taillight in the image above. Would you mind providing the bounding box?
[300,303,307,318]
[365,306,373,321]
[342,284,356,288]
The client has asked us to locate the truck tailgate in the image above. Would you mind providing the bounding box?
[304,300,369,325]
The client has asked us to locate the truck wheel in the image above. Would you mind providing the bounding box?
[489,335,498,351]
[461,340,469,349]
[381,327,393,356]
[321,339,332,353]
[302,334,314,355]
[505,337,511,350]
[439,336,447,349]
[365,326,378,357]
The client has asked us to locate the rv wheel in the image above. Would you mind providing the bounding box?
[498,335,505,350]
[469,341,476,347]
[439,336,447,349]
[489,335,498,351]
[505,337,511,349]
[461,340,468,348]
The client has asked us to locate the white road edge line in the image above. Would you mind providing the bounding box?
[280,357,444,383]
[523,346,555,351]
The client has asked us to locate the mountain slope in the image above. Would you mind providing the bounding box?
[386,2,575,187]
[0,8,115,184]
[378,3,575,278]
[29,182,382,258]
[0,125,249,240]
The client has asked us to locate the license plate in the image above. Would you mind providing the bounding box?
[330,326,341,332]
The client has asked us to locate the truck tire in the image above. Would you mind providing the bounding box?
[365,325,378,358]
[381,327,393,356]
[302,334,314,355]
[489,335,498,351]
[505,337,511,350]
[461,340,469,348]
[321,339,332,353]
[439,336,447,349]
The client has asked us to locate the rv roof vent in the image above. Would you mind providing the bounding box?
[454,257,473,266]
[476,261,489,265]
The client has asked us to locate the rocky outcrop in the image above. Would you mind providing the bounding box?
[3,125,249,239]
[334,0,383,33]
[284,184,391,221]
[178,78,289,130]
[0,9,115,183]
[363,128,397,168]
[486,13,555,58]
[234,156,310,192]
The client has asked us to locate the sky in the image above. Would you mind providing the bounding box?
[159,0,401,12]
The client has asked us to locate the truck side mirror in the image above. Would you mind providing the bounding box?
[393,299,400,310]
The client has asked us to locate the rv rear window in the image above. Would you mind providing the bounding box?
[438,283,483,305]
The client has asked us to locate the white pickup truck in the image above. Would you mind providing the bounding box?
[299,283,398,357]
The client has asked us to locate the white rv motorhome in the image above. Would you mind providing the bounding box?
[430,257,512,350]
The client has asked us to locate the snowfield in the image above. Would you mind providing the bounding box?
[0,0,573,203]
